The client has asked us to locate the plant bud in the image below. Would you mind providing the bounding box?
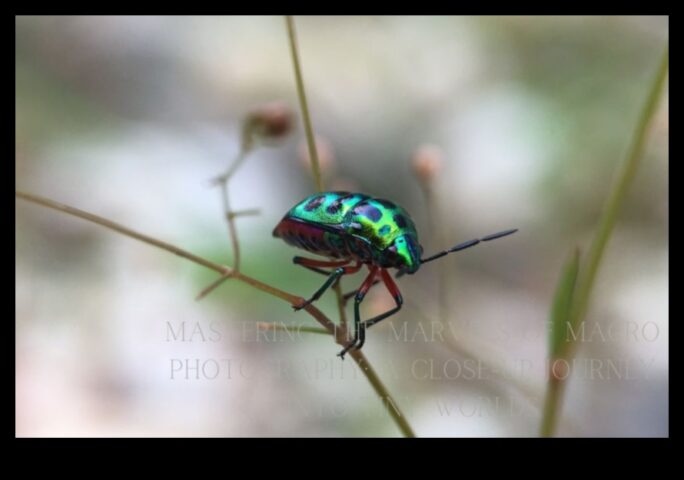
[411,144,444,183]
[242,102,294,150]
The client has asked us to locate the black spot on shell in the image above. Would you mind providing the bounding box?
[327,192,358,214]
[375,198,396,210]
[379,224,391,236]
[304,195,325,212]
[339,192,357,201]
[354,204,382,222]
[326,202,341,214]
[393,214,408,229]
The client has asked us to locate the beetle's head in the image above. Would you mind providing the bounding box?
[386,234,423,274]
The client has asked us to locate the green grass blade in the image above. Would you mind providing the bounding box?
[569,47,668,330]
[540,45,668,438]
[549,248,581,360]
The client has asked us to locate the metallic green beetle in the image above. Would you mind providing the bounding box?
[273,191,516,358]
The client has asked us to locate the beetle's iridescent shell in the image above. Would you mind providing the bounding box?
[273,191,422,270]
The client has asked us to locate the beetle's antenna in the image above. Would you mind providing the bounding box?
[420,228,518,264]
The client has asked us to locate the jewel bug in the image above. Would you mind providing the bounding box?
[273,191,517,358]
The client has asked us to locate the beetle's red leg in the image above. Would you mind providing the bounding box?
[341,270,404,303]
[338,268,403,358]
[338,265,380,359]
[293,260,363,311]
[342,278,381,303]
[378,268,403,305]
[292,256,352,277]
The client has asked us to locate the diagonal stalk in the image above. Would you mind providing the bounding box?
[285,15,324,194]
[282,16,415,437]
[539,46,668,437]
[16,189,415,437]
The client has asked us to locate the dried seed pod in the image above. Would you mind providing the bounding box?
[242,102,294,151]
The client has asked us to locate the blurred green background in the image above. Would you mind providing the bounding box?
[15,16,668,437]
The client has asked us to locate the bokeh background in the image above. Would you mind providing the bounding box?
[16,15,668,437]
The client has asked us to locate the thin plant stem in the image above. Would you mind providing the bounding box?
[219,150,249,270]
[285,15,323,194]
[418,183,450,331]
[568,47,668,337]
[539,46,668,437]
[540,373,564,437]
[212,150,249,186]
[256,322,331,335]
[16,189,415,437]
[16,191,229,276]
[221,182,241,272]
[196,271,234,301]
[200,150,250,299]
[333,282,348,329]
[231,208,261,218]
[283,15,414,437]
[347,350,415,438]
